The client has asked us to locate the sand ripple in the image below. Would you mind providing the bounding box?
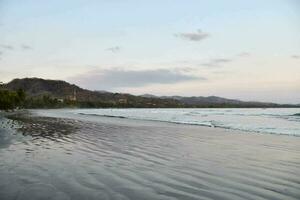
[0,112,299,200]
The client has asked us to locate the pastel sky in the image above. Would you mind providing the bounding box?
[0,0,300,103]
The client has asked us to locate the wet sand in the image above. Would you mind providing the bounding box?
[0,110,300,200]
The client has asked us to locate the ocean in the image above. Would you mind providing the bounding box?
[0,108,299,200]
[64,108,300,136]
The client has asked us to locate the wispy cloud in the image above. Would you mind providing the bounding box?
[106,46,121,53]
[291,55,300,59]
[237,52,251,57]
[21,44,32,50]
[201,58,232,67]
[68,68,204,90]
[0,44,33,51]
[0,44,14,50]
[175,29,210,42]
[174,67,198,73]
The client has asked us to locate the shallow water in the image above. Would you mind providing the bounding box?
[65,108,300,136]
[0,110,300,200]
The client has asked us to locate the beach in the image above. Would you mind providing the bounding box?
[0,109,300,200]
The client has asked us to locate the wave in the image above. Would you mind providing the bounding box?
[79,112,211,126]
[78,113,127,119]
[76,111,299,137]
[293,113,300,116]
[2,111,300,200]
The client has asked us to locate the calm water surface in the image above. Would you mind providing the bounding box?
[0,109,299,200]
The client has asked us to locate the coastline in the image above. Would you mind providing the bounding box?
[31,108,300,137]
[0,109,300,200]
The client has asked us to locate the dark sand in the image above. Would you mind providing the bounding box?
[0,110,299,200]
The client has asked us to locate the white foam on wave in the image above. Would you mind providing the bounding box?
[70,108,300,136]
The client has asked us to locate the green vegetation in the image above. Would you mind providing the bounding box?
[0,89,26,110]
[1,88,299,110]
[22,96,183,109]
[1,78,299,109]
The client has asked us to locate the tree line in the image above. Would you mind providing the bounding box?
[1,87,297,110]
[0,89,26,110]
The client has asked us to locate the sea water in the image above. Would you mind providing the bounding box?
[0,109,300,200]
[68,108,300,136]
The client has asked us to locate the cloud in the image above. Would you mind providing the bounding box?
[175,29,210,41]
[174,67,198,73]
[21,44,32,50]
[68,68,204,90]
[291,55,300,59]
[201,58,232,67]
[0,44,13,50]
[212,58,231,63]
[237,52,251,57]
[106,46,121,53]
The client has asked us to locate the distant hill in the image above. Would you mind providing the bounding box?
[5,78,82,98]
[4,78,183,108]
[3,78,299,108]
[160,95,279,107]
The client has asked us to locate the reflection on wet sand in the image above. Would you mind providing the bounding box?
[7,112,79,138]
[0,111,300,200]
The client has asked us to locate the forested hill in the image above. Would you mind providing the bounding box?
[2,78,299,108]
[5,78,82,98]
[3,78,182,108]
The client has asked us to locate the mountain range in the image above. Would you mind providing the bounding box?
[2,78,299,108]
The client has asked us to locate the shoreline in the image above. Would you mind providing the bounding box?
[1,109,300,200]
[3,109,300,147]
[29,108,300,137]
[4,108,300,144]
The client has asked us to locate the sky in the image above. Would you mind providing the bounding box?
[0,0,299,103]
